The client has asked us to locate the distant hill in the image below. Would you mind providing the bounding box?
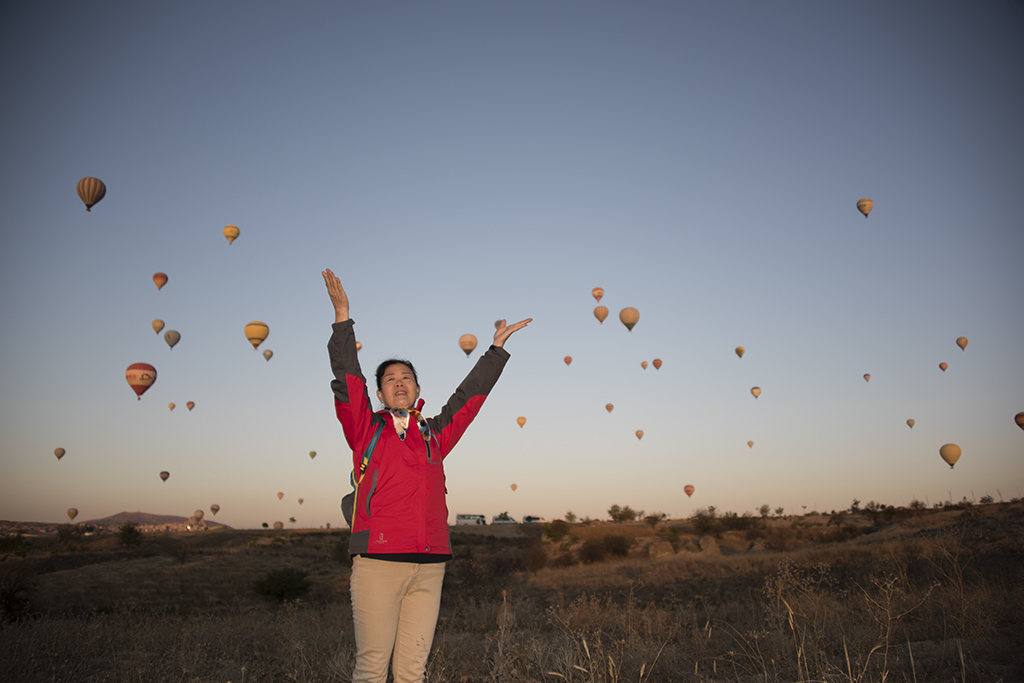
[81,511,230,529]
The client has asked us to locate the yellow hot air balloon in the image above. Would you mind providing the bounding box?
[907,419,915,429]
[153,272,168,290]
[1015,412,1024,431]
[309,451,316,459]
[684,485,695,498]
[635,430,644,440]
[856,198,873,218]
[863,373,871,382]
[273,521,284,530]
[619,307,639,331]
[67,507,78,521]
[516,416,527,428]
[751,387,761,399]
[653,358,662,370]
[641,361,648,370]
[939,362,948,372]
[245,321,269,349]
[939,443,961,469]
[592,287,604,303]
[510,483,517,492]
[54,447,65,460]
[735,346,745,359]
[277,492,284,500]
[594,306,609,324]
[956,336,968,351]
[263,349,273,361]
[605,403,614,413]
[160,471,169,482]
[210,504,220,515]
[458,334,478,357]
[168,403,175,411]
[564,356,572,366]
[164,330,180,349]
[76,177,106,211]
[223,225,240,244]
[152,319,165,335]
[186,401,194,411]
[747,441,754,448]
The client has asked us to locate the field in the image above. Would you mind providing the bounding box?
[1,503,1022,682]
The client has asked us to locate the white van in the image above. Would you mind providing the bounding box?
[491,515,518,524]
[522,515,547,524]
[456,514,486,526]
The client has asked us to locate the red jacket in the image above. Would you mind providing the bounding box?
[329,320,510,556]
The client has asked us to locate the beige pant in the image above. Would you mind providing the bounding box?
[350,556,446,683]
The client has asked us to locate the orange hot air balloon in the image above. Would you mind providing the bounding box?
[510,483,517,492]
[168,403,175,411]
[939,362,948,372]
[153,272,168,290]
[1015,412,1024,431]
[684,485,695,498]
[863,374,871,382]
[735,346,745,359]
[747,441,754,448]
[223,225,240,244]
[751,387,761,399]
[516,416,526,428]
[594,306,609,324]
[355,342,362,351]
[458,334,477,357]
[67,507,78,521]
[635,430,644,440]
[298,498,304,505]
[186,401,194,411]
[159,471,169,482]
[210,504,220,515]
[164,330,180,349]
[277,492,284,500]
[54,447,65,460]
[619,307,639,331]
[152,319,165,335]
[592,287,604,303]
[641,361,648,370]
[76,177,106,211]
[309,451,316,459]
[126,363,157,400]
[653,358,662,370]
[564,356,572,366]
[263,349,273,361]
[939,443,961,469]
[907,419,915,429]
[856,198,873,218]
[273,521,284,530]
[956,337,968,351]
[245,321,269,349]
[605,403,614,413]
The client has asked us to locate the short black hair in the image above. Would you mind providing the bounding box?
[375,359,418,391]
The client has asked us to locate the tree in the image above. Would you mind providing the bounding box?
[849,499,861,513]
[262,522,269,529]
[495,511,512,521]
[116,521,144,548]
[564,510,577,523]
[774,507,785,517]
[759,504,771,518]
[607,505,639,523]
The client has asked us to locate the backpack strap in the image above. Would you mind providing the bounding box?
[351,419,385,487]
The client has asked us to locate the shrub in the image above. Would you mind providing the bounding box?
[690,507,718,535]
[116,522,144,548]
[564,510,577,523]
[979,494,994,505]
[544,520,570,542]
[603,534,632,557]
[523,541,547,573]
[578,538,608,563]
[642,512,667,527]
[55,525,84,548]
[254,567,311,602]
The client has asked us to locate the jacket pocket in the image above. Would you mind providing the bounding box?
[362,470,379,519]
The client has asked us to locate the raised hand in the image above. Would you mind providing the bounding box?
[492,318,533,348]
[321,268,350,323]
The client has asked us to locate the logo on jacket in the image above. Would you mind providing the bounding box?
[378,532,386,544]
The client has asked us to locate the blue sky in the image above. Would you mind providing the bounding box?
[1,2,1022,529]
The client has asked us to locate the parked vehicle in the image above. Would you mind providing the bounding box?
[456,514,486,526]
[522,515,547,524]
[492,515,518,524]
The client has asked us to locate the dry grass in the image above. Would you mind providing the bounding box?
[1,505,1022,682]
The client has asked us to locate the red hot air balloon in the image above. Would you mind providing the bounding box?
[684,485,695,498]
[564,356,572,366]
[153,273,168,290]
[652,358,662,370]
[1015,412,1024,432]
[592,287,604,302]
[277,492,284,500]
[160,471,170,482]
[54,448,65,460]
[126,363,157,400]
[939,362,948,372]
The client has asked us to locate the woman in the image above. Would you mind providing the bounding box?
[322,268,531,683]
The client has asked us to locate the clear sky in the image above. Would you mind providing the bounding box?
[1,2,1022,529]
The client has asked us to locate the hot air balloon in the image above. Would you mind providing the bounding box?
[517,416,526,428]
[76,177,106,211]
[510,483,517,492]
[168,403,175,411]
[273,521,284,530]
[635,430,644,440]
[592,287,604,303]
[67,508,78,521]
[751,387,761,399]
[1015,412,1024,431]
[856,198,873,218]
[186,401,194,411]
[594,306,609,324]
[164,330,180,349]
[194,509,204,521]
[298,498,304,505]
[619,307,639,331]
[605,403,614,413]
[126,363,157,400]
[564,356,572,366]
[653,358,662,370]
[939,443,961,469]
[956,337,968,351]
[152,319,165,335]
[54,448,65,460]
[907,419,915,429]
[210,504,220,516]
[153,272,168,290]
[458,334,478,357]
[277,492,284,500]
[939,362,948,372]
[223,225,240,244]
[356,342,362,351]
[684,485,695,498]
[735,347,745,359]
[863,374,871,382]
[494,320,503,330]
[160,471,170,482]
[309,451,316,459]
[263,349,273,361]
[641,361,648,370]
[245,321,269,349]
[748,441,754,448]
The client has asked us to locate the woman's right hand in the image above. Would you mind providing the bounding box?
[321,268,350,323]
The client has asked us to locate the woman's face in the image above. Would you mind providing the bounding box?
[376,363,420,410]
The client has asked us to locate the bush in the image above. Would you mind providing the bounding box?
[116,522,144,548]
[523,541,547,573]
[642,512,667,527]
[544,520,571,542]
[578,538,608,563]
[603,534,633,557]
[690,507,718,535]
[55,525,84,548]
[254,567,311,602]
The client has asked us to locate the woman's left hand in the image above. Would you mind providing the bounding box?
[492,318,533,348]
